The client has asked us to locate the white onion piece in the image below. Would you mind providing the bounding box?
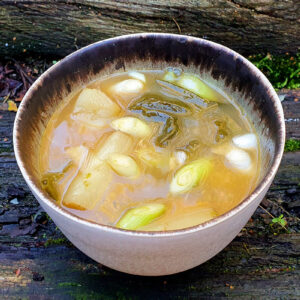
[232,133,257,150]
[107,153,140,178]
[94,131,134,162]
[128,71,146,83]
[225,149,252,171]
[111,117,151,138]
[111,79,144,99]
[174,151,187,165]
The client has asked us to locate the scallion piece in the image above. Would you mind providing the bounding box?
[170,159,212,194]
[116,203,166,230]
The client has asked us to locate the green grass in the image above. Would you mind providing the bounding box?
[248,54,300,153]
[271,214,287,227]
[248,53,300,90]
[58,282,82,287]
[284,139,300,152]
[44,237,68,247]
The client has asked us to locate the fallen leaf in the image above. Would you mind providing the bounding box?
[8,100,18,112]
[15,92,25,102]
[15,268,21,277]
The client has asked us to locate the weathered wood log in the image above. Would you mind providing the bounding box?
[0,89,299,297]
[279,89,300,140]
[0,0,299,57]
[0,236,299,298]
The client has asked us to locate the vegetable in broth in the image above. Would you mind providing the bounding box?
[39,68,260,231]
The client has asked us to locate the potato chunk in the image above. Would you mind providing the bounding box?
[63,131,134,210]
[63,160,112,210]
[65,145,88,166]
[73,88,120,117]
[71,113,111,129]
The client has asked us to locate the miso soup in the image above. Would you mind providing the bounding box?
[39,69,260,231]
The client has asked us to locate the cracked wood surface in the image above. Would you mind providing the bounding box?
[0,90,299,298]
[0,0,299,57]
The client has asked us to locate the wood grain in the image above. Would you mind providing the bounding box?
[0,0,299,57]
[279,90,300,140]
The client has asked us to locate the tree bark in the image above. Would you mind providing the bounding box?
[0,0,299,57]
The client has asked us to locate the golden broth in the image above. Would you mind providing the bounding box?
[39,69,260,231]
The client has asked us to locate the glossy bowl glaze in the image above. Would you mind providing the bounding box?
[13,33,285,275]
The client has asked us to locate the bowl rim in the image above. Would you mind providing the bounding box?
[13,33,285,237]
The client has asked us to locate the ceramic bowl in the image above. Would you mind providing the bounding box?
[13,33,285,276]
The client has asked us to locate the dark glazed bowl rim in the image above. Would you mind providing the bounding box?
[13,33,285,237]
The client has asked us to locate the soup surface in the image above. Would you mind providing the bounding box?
[39,69,260,231]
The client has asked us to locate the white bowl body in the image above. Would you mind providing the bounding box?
[30,180,272,275]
